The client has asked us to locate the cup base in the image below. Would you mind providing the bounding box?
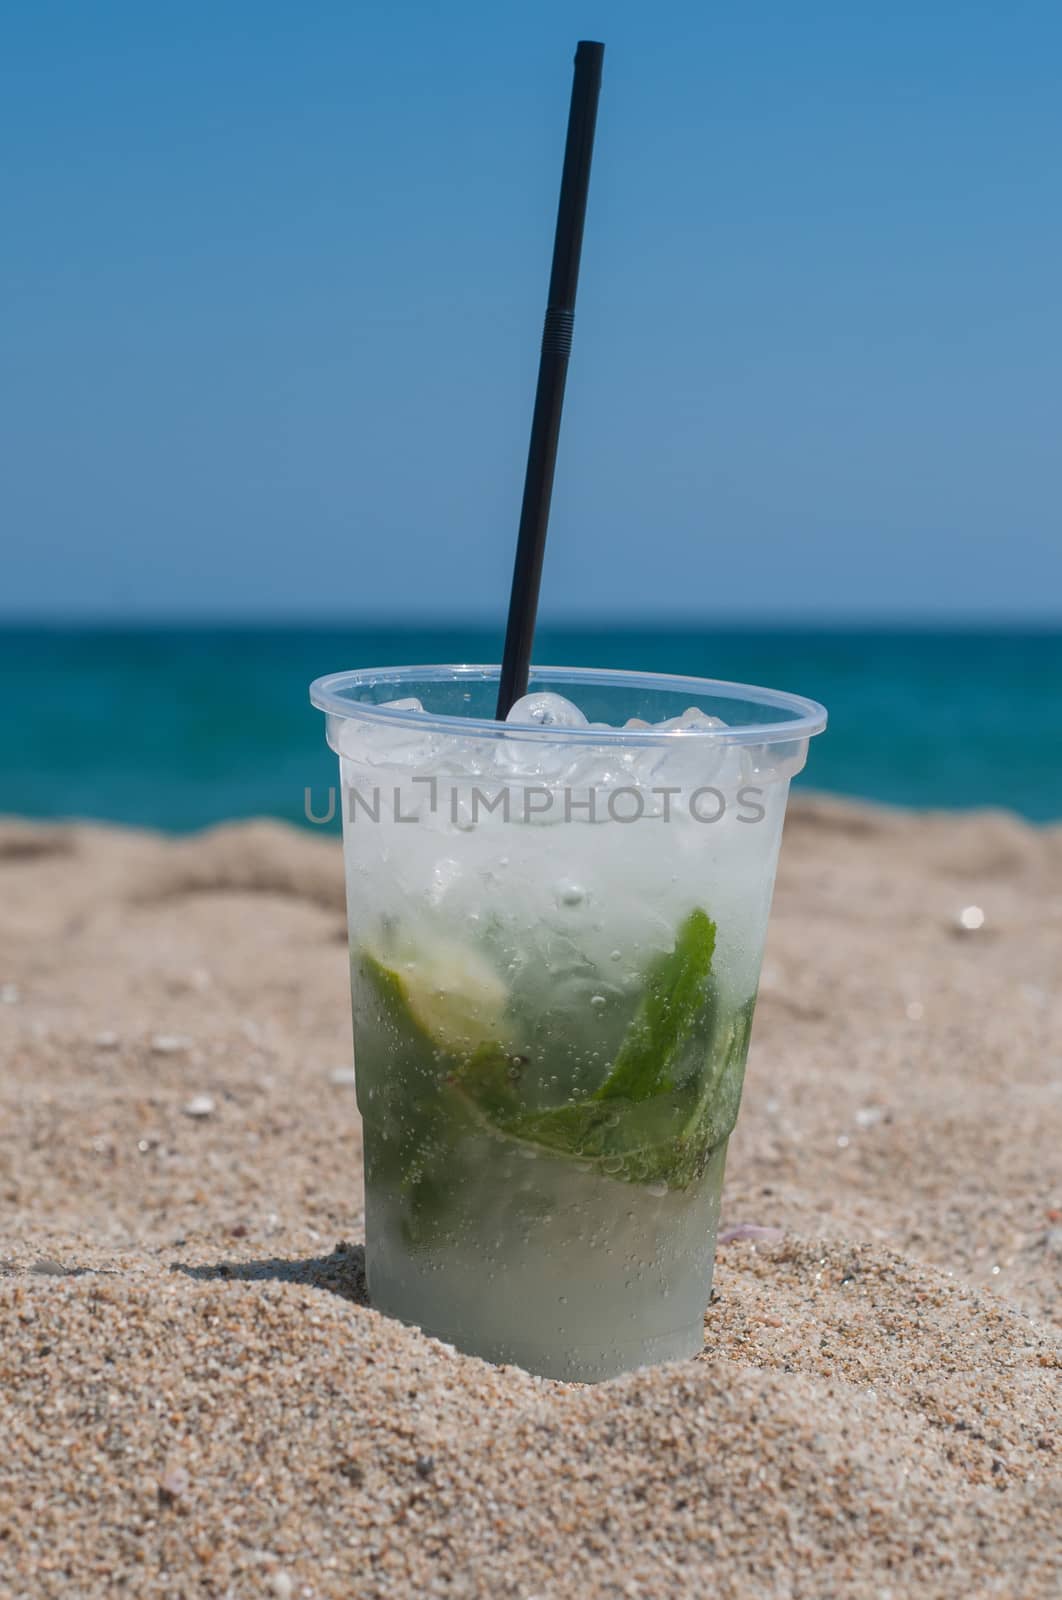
[368,1272,709,1382]
[361,1139,726,1382]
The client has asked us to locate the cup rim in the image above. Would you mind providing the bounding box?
[309,664,827,747]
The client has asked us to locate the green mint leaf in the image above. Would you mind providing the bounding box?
[356,911,754,1216]
[498,992,756,1189]
[448,909,753,1190]
[595,907,717,1102]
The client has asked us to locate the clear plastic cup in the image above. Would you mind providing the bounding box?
[310,665,826,1381]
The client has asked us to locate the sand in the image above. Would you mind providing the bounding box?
[0,797,1059,1598]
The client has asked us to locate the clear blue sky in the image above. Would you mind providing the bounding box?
[3,1,1060,621]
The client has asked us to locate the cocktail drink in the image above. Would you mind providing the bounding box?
[311,665,825,1381]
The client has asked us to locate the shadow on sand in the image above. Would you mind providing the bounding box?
[173,1241,369,1307]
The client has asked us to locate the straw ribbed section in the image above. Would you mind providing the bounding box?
[541,307,575,358]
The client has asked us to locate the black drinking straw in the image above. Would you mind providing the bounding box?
[495,40,605,720]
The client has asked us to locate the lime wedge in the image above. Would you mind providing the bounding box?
[360,934,511,1056]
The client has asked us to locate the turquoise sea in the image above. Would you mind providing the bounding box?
[3,624,1061,829]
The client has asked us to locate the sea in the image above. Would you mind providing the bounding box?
[3,624,1061,830]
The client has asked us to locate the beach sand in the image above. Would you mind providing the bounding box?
[1,798,1059,1597]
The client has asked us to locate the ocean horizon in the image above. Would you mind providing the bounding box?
[3,621,1061,829]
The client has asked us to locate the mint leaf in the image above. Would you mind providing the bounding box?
[358,908,754,1220]
[595,907,716,1101]
[447,908,753,1191]
[496,989,755,1188]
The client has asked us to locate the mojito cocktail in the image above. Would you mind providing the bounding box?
[311,666,825,1381]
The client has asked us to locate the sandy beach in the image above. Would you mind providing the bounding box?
[1,796,1059,1598]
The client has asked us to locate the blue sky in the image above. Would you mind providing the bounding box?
[2,1,1060,621]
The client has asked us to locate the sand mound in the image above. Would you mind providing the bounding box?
[1,805,1059,1596]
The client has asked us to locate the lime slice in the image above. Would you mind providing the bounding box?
[360,934,511,1056]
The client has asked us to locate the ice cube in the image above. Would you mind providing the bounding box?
[627,706,729,794]
[340,721,443,770]
[653,706,728,734]
[556,743,634,798]
[504,692,588,729]
[427,856,464,907]
[379,696,425,713]
[496,693,588,783]
[739,739,807,785]
[336,694,436,767]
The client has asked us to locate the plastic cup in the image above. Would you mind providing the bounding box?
[310,665,826,1381]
